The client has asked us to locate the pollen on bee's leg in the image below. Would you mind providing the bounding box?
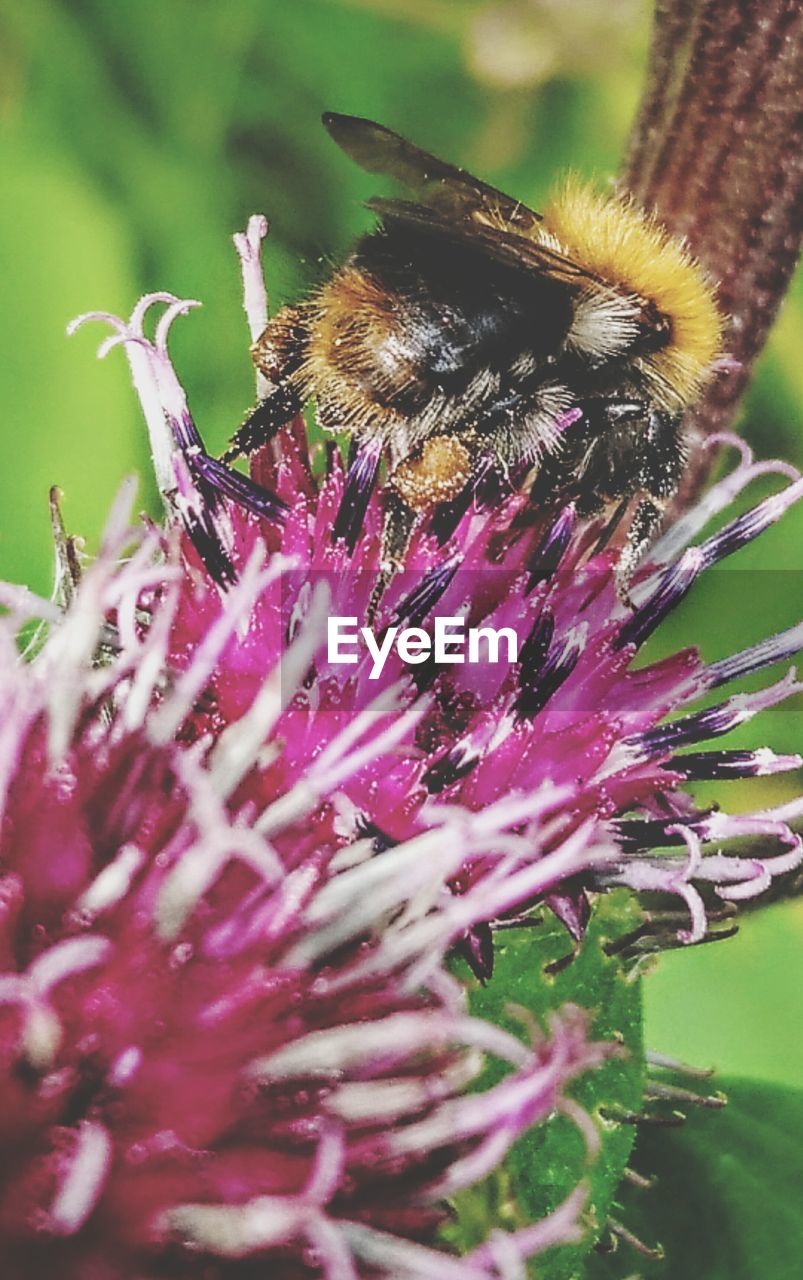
[391,434,472,510]
[615,496,665,608]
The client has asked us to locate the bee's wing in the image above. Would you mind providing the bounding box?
[323,111,543,235]
[365,196,599,288]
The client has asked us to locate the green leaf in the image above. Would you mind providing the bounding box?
[446,892,645,1279]
[646,904,803,1089]
[588,1077,803,1279]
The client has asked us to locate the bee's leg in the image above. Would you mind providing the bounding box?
[382,490,418,568]
[222,305,307,462]
[592,495,631,556]
[221,386,303,463]
[614,408,685,602]
[367,433,473,620]
[367,493,416,623]
[569,402,682,603]
[616,496,665,607]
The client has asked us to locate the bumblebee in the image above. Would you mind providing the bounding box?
[226,113,723,594]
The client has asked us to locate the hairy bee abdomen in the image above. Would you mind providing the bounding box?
[302,225,574,436]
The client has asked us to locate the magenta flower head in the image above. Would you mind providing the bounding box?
[0,206,800,1280]
[0,467,608,1276]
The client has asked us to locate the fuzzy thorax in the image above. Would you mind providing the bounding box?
[543,176,723,408]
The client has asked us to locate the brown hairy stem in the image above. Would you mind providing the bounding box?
[623,0,803,489]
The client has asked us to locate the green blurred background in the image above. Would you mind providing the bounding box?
[1,0,801,1085]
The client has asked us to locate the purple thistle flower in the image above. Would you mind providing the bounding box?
[60,214,801,963]
[0,485,611,1277]
[0,208,800,1277]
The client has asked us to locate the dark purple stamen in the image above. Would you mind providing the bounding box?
[429,456,498,546]
[423,745,479,794]
[473,462,509,510]
[697,478,803,568]
[526,504,575,591]
[612,814,713,853]
[191,451,288,522]
[182,502,237,587]
[456,921,495,982]
[630,700,746,755]
[706,621,803,688]
[519,608,555,674]
[666,748,800,780]
[354,815,398,853]
[394,555,461,628]
[430,482,475,546]
[516,611,581,722]
[615,550,704,650]
[171,408,287,528]
[165,407,200,456]
[332,438,382,552]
